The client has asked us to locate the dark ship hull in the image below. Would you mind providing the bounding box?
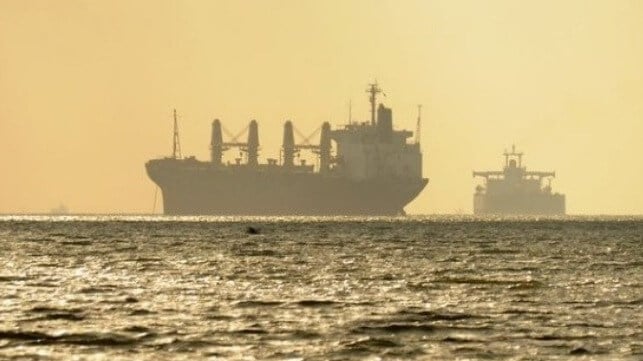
[473,193,565,215]
[147,159,428,216]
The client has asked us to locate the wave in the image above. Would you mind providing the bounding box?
[234,300,284,308]
[0,330,143,346]
[353,322,436,334]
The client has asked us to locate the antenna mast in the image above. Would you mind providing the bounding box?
[415,104,422,146]
[366,82,382,125]
[172,109,182,159]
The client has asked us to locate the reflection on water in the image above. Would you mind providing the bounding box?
[0,216,641,360]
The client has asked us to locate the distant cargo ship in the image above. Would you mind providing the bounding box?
[146,83,428,215]
[473,146,565,215]
[49,204,69,215]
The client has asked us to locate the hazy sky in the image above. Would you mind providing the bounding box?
[1,0,642,214]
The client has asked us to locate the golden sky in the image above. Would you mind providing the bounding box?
[1,0,642,214]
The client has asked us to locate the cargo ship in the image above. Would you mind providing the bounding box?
[146,83,428,215]
[473,146,565,215]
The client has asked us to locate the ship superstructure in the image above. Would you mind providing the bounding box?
[146,83,428,215]
[473,146,565,215]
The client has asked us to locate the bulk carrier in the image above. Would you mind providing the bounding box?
[473,146,565,215]
[146,83,428,215]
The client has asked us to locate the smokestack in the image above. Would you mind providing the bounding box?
[282,120,295,167]
[247,120,259,166]
[377,104,392,142]
[319,122,331,173]
[210,119,223,165]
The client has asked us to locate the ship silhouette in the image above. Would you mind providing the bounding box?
[49,204,69,215]
[473,146,565,215]
[146,83,428,215]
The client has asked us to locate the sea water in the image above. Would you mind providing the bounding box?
[0,216,641,360]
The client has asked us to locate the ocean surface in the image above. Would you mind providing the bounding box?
[0,216,641,360]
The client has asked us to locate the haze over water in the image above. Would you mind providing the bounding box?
[2,0,643,215]
[1,216,641,360]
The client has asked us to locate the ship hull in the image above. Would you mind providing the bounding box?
[147,160,428,216]
[473,193,565,215]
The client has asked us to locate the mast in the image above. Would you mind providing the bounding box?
[172,109,182,159]
[415,104,422,146]
[503,144,523,168]
[366,82,382,125]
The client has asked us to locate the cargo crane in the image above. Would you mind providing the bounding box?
[281,121,332,173]
[210,119,259,166]
[172,109,182,159]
